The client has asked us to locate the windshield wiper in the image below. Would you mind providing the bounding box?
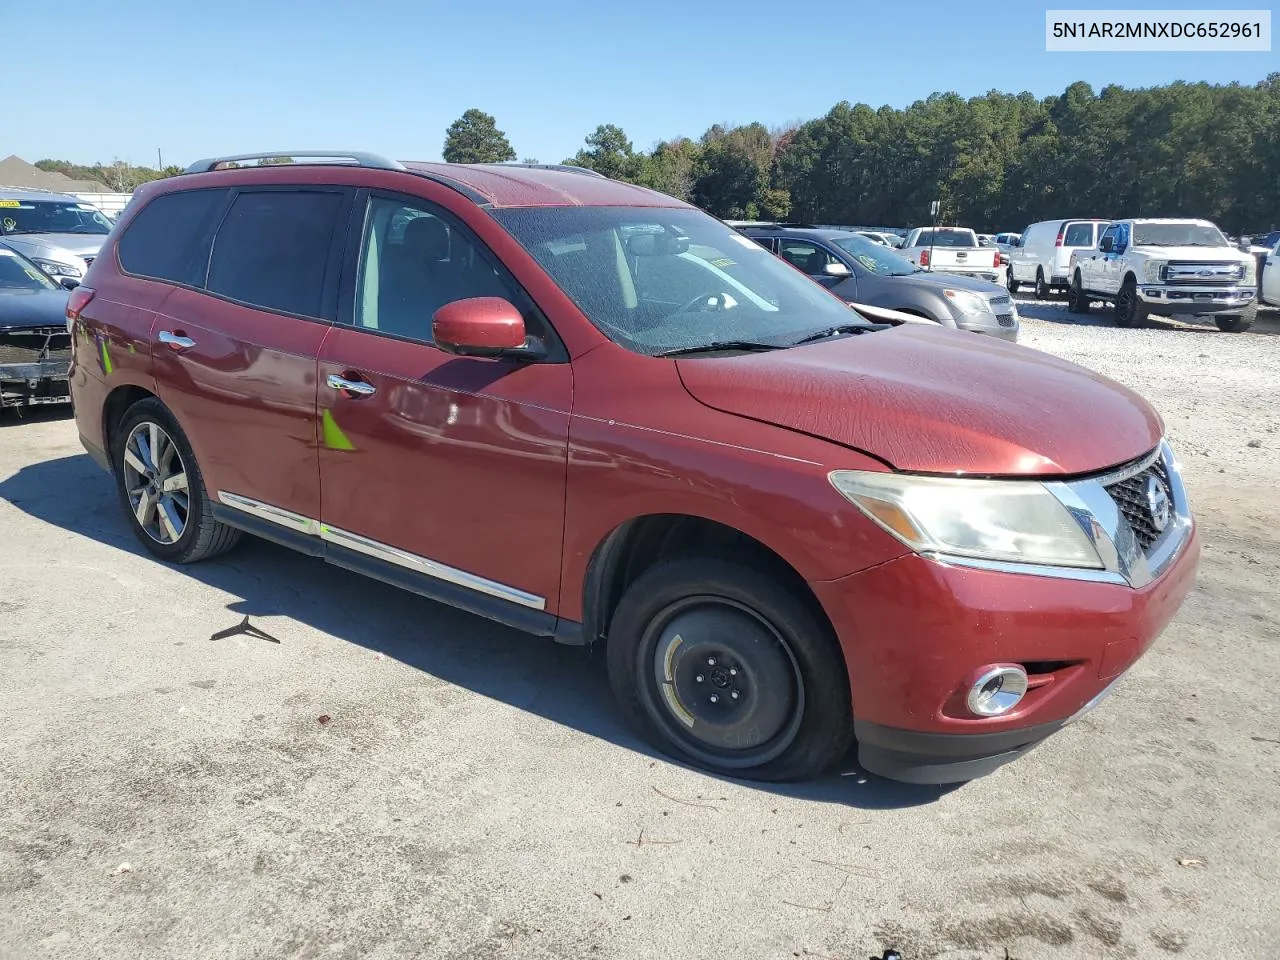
[790,323,881,346]
[655,340,781,357]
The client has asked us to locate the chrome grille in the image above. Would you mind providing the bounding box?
[1160,261,1244,284]
[1105,458,1172,550]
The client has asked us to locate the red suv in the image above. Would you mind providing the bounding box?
[67,153,1199,784]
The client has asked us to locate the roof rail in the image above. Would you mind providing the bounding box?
[490,162,607,179]
[0,184,66,195]
[183,151,406,174]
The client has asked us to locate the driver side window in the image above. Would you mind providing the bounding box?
[778,240,838,276]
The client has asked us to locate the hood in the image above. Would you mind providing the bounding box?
[676,325,1162,476]
[897,270,1006,297]
[0,288,71,330]
[1,233,105,258]
[1135,245,1252,264]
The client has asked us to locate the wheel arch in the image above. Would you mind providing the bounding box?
[578,513,832,650]
[102,384,159,464]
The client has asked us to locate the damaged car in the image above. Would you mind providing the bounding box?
[0,242,73,410]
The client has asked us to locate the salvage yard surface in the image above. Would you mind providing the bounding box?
[1,300,1278,960]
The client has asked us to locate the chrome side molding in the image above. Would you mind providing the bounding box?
[217,491,545,610]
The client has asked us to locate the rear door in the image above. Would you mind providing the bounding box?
[1263,240,1279,306]
[151,186,353,533]
[1056,221,1099,279]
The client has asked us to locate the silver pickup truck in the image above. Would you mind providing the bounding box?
[900,226,1003,283]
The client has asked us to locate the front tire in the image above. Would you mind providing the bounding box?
[1006,268,1020,295]
[1067,273,1091,314]
[606,557,852,782]
[111,398,241,563]
[1035,268,1051,300]
[1215,311,1255,333]
[1114,279,1149,328]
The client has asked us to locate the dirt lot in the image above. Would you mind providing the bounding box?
[1,300,1278,960]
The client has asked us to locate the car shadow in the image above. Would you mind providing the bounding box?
[0,405,75,426]
[1016,296,1280,335]
[0,450,955,810]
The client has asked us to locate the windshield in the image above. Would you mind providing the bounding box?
[492,207,867,355]
[0,199,114,236]
[0,247,59,291]
[913,229,977,247]
[1132,222,1228,248]
[831,234,920,276]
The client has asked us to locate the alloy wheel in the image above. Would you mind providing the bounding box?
[121,421,190,544]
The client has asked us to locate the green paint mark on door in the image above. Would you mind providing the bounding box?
[321,409,355,451]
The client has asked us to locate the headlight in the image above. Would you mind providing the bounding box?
[1243,258,1257,285]
[31,258,82,278]
[1143,261,1166,283]
[942,289,992,315]
[829,471,1103,568]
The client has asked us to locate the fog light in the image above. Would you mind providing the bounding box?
[967,665,1029,717]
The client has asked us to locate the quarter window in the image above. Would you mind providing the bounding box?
[207,190,345,318]
[353,196,527,344]
[117,189,229,286]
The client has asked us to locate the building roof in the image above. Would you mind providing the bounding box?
[402,162,684,209]
[0,155,109,194]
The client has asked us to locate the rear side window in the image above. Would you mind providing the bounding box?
[1063,223,1096,247]
[117,189,228,285]
[207,190,345,318]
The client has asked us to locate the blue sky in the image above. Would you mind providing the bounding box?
[7,0,1275,168]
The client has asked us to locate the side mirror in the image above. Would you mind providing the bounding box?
[1238,237,1252,252]
[823,261,852,278]
[60,277,80,290]
[1098,237,1114,253]
[433,297,530,359]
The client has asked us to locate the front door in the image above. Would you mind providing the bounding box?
[316,192,572,625]
[152,186,352,527]
[776,238,857,299]
[1263,245,1279,307]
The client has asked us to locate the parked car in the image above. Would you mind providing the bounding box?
[1067,218,1258,331]
[0,242,74,409]
[1255,234,1279,308]
[739,225,1018,341]
[69,152,1199,785]
[856,231,900,248]
[0,187,114,284]
[994,232,1021,250]
[976,234,996,247]
[1007,219,1109,299]
[899,227,1002,283]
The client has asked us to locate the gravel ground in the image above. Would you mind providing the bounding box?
[1,302,1278,960]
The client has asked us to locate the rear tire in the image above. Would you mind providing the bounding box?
[606,557,852,782]
[1114,278,1149,328]
[1067,273,1091,314]
[1006,269,1020,295]
[111,398,241,563]
[1215,311,1255,333]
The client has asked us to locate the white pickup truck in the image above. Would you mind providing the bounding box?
[900,227,1002,284]
[1067,218,1258,332]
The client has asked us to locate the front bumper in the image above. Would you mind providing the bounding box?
[810,522,1200,784]
[1138,284,1256,316]
[0,360,71,407]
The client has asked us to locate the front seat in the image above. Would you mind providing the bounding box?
[380,216,457,339]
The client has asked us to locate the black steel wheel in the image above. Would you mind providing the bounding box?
[1067,273,1091,314]
[606,557,852,781]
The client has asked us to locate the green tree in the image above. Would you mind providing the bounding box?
[565,124,642,181]
[443,109,517,164]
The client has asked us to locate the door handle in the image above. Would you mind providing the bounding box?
[326,373,376,397]
[158,330,196,350]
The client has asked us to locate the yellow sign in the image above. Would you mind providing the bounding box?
[0,200,21,208]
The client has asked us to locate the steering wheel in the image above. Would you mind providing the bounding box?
[676,290,731,314]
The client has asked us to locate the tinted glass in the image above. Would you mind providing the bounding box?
[493,206,865,356]
[117,189,228,285]
[1063,223,1096,247]
[831,234,919,276]
[778,239,838,274]
[1131,222,1229,248]
[913,229,977,247]
[208,191,344,317]
[354,196,528,344]
[0,247,58,290]
[0,199,113,236]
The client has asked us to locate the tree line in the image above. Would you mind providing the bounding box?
[37,74,1279,234]
[445,75,1280,234]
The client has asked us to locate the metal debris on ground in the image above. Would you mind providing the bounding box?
[208,615,281,644]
